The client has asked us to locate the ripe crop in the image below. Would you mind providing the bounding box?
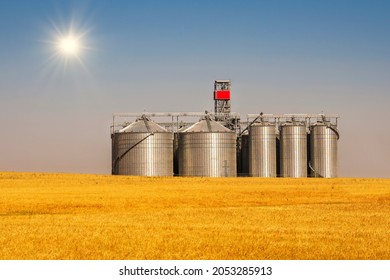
[0,172,389,259]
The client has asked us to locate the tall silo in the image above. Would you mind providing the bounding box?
[249,122,277,177]
[309,122,339,178]
[178,116,237,177]
[279,121,307,178]
[112,115,173,176]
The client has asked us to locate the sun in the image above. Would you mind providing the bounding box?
[58,35,80,56]
[43,21,92,73]
[48,27,88,60]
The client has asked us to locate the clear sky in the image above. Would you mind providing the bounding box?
[0,0,389,177]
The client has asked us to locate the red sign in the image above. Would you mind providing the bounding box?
[214,90,230,100]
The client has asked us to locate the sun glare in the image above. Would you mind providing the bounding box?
[43,21,92,74]
[58,35,80,56]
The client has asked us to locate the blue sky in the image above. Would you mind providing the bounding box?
[0,0,389,177]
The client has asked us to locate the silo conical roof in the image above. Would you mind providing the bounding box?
[182,118,232,133]
[119,117,167,133]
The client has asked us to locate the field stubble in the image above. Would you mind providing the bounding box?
[0,172,389,259]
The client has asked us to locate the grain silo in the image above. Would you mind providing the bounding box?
[178,116,237,177]
[309,121,339,178]
[111,81,341,178]
[279,121,307,177]
[249,122,277,177]
[112,115,173,176]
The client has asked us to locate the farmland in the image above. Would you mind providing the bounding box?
[0,172,389,259]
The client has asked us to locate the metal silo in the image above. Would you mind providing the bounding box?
[309,122,339,178]
[249,122,277,177]
[279,121,307,178]
[112,115,173,176]
[178,116,237,177]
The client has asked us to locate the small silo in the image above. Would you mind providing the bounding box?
[178,116,237,177]
[249,122,277,177]
[279,121,307,178]
[112,115,173,176]
[309,121,339,178]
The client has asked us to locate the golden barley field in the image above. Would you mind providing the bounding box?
[0,172,389,260]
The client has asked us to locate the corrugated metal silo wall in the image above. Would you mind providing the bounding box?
[310,124,338,178]
[280,125,307,177]
[112,132,173,176]
[178,132,237,177]
[249,124,277,177]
